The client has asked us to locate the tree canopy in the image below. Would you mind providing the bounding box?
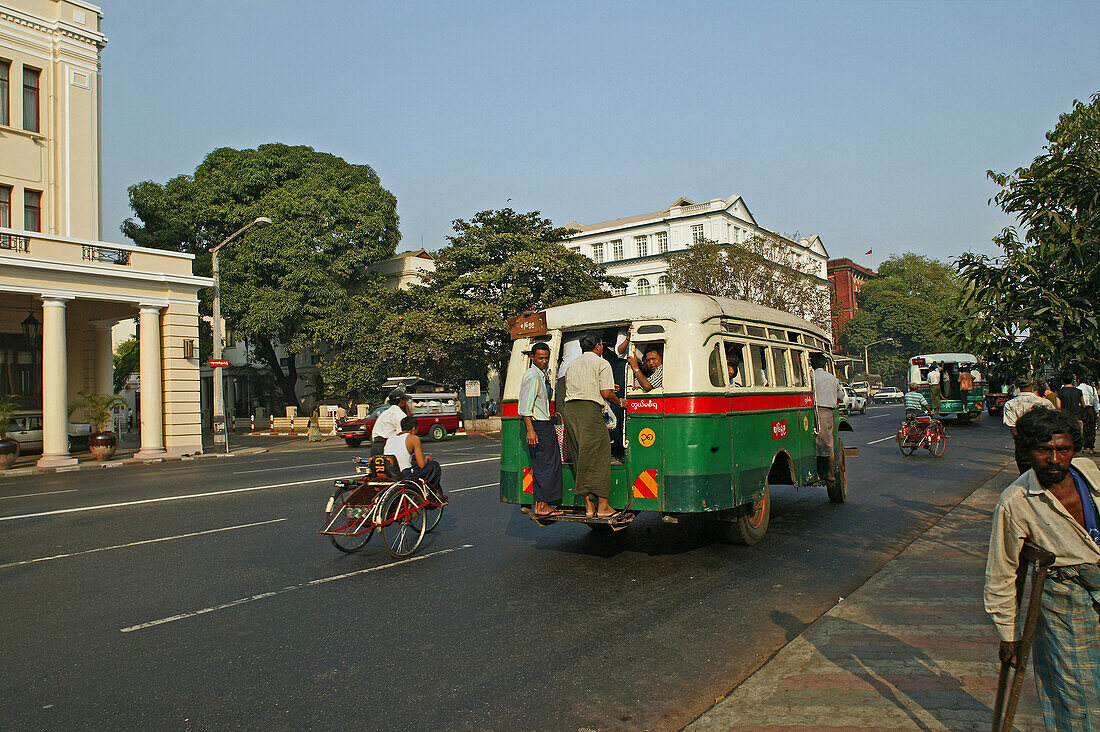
[954,93,1100,377]
[123,143,400,407]
[322,209,619,395]
[667,233,832,331]
[841,253,966,379]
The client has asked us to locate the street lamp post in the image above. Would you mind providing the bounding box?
[863,337,895,376]
[211,217,271,452]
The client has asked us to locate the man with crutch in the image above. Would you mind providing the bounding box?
[985,409,1100,730]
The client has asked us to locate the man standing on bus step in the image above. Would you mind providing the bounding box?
[958,368,974,411]
[519,342,563,517]
[564,331,626,519]
[984,409,1100,730]
[928,363,942,411]
[1003,379,1055,473]
[810,352,841,486]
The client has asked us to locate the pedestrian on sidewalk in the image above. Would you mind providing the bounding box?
[1003,379,1055,473]
[1058,372,1087,437]
[126,408,133,433]
[307,407,324,442]
[1079,378,1098,454]
[984,408,1100,731]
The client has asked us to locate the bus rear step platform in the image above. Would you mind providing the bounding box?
[522,507,636,530]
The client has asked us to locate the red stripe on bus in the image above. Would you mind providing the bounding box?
[504,392,815,417]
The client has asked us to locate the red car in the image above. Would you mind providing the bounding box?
[337,404,461,448]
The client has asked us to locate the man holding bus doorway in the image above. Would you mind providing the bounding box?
[563,331,625,518]
[928,363,942,411]
[810,352,841,485]
[519,342,563,517]
[984,409,1100,730]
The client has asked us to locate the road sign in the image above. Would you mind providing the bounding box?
[465,380,481,398]
[209,359,230,368]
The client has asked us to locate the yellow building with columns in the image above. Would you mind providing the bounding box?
[1,0,211,465]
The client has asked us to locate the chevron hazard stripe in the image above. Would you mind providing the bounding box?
[633,469,658,499]
[522,467,533,494]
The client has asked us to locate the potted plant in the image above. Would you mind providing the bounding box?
[69,391,126,462]
[0,394,18,470]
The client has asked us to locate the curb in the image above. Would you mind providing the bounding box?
[0,446,269,479]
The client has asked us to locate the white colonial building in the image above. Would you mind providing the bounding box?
[564,195,830,296]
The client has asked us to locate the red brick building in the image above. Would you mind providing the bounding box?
[827,258,876,348]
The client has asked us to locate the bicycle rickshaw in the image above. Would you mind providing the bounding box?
[896,414,948,457]
[318,455,445,557]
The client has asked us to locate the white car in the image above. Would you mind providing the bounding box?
[5,411,91,455]
[840,387,867,415]
[873,386,904,404]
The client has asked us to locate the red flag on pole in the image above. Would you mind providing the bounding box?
[865,249,873,255]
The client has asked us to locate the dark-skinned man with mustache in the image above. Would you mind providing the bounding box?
[985,409,1100,730]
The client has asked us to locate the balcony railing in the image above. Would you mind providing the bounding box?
[82,244,131,265]
[0,233,30,253]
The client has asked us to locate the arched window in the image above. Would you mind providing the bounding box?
[636,278,651,295]
[657,275,671,294]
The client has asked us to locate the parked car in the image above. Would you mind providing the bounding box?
[873,386,904,404]
[840,387,867,415]
[337,392,462,447]
[6,411,91,456]
[850,381,870,398]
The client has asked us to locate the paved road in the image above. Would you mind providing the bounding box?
[0,404,1015,731]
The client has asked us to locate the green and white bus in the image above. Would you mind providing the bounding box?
[499,294,854,545]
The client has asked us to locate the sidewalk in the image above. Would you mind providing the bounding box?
[686,456,1088,732]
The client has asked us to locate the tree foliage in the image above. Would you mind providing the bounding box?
[322,209,620,396]
[112,337,139,394]
[122,143,400,407]
[667,233,832,331]
[841,253,966,379]
[953,93,1100,377]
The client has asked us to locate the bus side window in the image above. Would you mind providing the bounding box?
[790,350,807,388]
[771,347,790,387]
[708,344,726,387]
[724,341,747,387]
[750,344,769,387]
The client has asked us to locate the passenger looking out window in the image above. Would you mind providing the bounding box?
[725,343,747,387]
[628,346,663,392]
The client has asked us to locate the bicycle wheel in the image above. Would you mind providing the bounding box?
[379,485,427,557]
[930,427,947,457]
[420,482,445,533]
[326,487,374,554]
[897,429,914,456]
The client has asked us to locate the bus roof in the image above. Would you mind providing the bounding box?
[542,293,830,341]
[913,352,979,363]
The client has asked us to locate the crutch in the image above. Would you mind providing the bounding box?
[991,541,1056,732]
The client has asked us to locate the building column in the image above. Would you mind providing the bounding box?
[37,297,78,468]
[134,305,166,459]
[94,322,114,396]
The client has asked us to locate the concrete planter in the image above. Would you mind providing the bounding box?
[0,438,17,470]
[88,431,119,462]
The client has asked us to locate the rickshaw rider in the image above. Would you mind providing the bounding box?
[384,416,447,505]
[904,383,931,419]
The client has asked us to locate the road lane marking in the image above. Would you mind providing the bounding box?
[120,543,474,633]
[451,482,498,494]
[234,461,349,475]
[867,435,897,444]
[0,489,77,501]
[0,456,500,523]
[0,519,287,570]
[868,414,891,419]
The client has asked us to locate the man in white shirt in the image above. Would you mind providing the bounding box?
[1003,379,1056,473]
[1078,378,1098,454]
[519,342,562,517]
[810,352,841,485]
[927,364,942,411]
[371,390,409,456]
[984,409,1099,730]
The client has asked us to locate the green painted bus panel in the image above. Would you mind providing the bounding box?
[624,413,664,512]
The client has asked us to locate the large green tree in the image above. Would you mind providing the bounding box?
[327,209,619,393]
[123,143,400,407]
[667,233,832,331]
[841,253,966,379]
[954,93,1100,376]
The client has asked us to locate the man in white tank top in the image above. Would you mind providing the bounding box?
[383,416,446,504]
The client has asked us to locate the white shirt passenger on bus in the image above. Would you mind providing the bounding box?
[927,368,941,385]
[812,368,841,408]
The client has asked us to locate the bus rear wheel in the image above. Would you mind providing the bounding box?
[721,484,770,546]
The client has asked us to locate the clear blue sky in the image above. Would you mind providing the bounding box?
[98,0,1099,266]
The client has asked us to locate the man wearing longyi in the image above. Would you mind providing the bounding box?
[984,409,1100,730]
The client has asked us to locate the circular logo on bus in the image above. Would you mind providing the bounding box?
[804,416,809,431]
[638,428,656,447]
